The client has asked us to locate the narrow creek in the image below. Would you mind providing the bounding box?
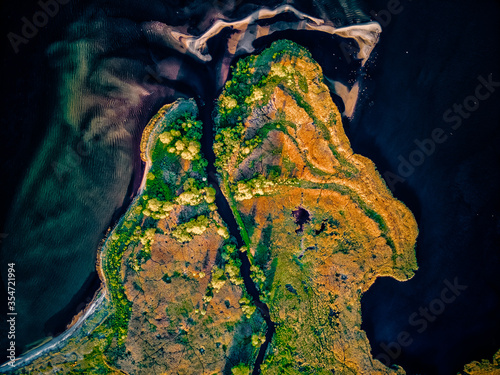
[193,31,356,371]
[197,96,276,374]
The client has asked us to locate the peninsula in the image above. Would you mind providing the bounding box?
[8,40,419,375]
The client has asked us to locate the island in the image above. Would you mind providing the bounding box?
[8,40,420,375]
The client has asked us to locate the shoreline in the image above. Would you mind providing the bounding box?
[0,9,384,371]
[0,101,190,373]
[0,197,116,373]
[0,291,108,373]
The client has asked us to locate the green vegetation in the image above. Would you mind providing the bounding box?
[19,42,417,375]
[150,113,203,162]
[201,242,256,318]
[212,40,418,374]
[214,38,398,272]
[103,218,139,346]
[214,41,316,168]
[296,180,398,259]
[231,363,251,375]
[222,176,252,247]
[147,112,207,195]
[256,248,342,374]
[90,105,220,365]
[214,39,359,195]
[172,214,211,242]
[216,39,315,126]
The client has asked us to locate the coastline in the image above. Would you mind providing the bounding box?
[0,292,108,373]
[0,8,385,371]
[0,100,194,373]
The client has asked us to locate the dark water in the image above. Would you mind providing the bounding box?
[351,1,500,374]
[1,0,499,374]
[196,84,276,373]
